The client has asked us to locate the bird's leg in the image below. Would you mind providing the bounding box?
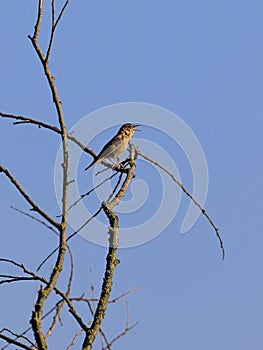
[112,157,120,169]
[112,158,128,170]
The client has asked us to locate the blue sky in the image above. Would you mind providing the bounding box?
[1,0,263,349]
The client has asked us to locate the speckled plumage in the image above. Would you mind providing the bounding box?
[85,123,140,170]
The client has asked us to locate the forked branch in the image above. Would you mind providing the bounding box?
[82,147,137,350]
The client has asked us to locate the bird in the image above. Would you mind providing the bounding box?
[85,123,140,171]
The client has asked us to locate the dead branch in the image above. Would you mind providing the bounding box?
[0,329,35,349]
[0,334,33,350]
[68,172,118,212]
[10,205,58,234]
[101,298,139,350]
[0,165,60,229]
[0,258,87,333]
[0,302,64,350]
[70,286,142,305]
[46,0,71,62]
[27,1,71,347]
[36,207,102,272]
[66,329,83,350]
[0,112,95,158]
[136,147,225,260]
[8,204,75,342]
[82,146,137,350]
[45,243,75,339]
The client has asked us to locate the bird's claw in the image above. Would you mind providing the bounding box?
[112,162,126,170]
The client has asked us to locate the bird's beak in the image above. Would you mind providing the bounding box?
[133,124,141,131]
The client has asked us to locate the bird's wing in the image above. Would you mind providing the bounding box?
[85,136,128,170]
[98,137,126,160]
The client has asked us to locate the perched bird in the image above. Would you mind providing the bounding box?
[85,123,140,170]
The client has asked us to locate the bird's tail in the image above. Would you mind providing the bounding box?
[85,158,100,171]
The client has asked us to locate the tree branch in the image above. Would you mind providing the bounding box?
[32,0,43,42]
[10,205,58,234]
[66,330,83,350]
[0,328,36,349]
[82,146,137,350]
[70,286,142,305]
[46,0,71,62]
[0,333,33,350]
[136,147,225,260]
[45,244,74,339]
[0,165,60,229]
[102,299,139,350]
[36,207,102,272]
[28,1,71,348]
[0,258,87,333]
[0,112,96,158]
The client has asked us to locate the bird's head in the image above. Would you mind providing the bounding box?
[119,123,141,137]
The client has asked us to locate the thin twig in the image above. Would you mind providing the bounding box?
[0,112,95,158]
[10,205,58,234]
[69,285,140,348]
[1,303,65,350]
[45,0,55,62]
[1,302,63,350]
[68,173,117,212]
[45,245,74,339]
[102,299,139,350]
[36,207,102,271]
[107,172,123,202]
[70,286,142,304]
[54,0,70,28]
[0,276,35,285]
[45,303,64,340]
[11,205,75,341]
[28,1,71,346]
[10,204,75,318]
[46,0,71,62]
[0,165,60,229]
[0,258,88,332]
[0,333,33,350]
[0,112,135,174]
[0,329,35,348]
[66,329,83,350]
[102,322,139,350]
[136,148,225,260]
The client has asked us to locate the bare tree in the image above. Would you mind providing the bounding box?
[0,1,224,349]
